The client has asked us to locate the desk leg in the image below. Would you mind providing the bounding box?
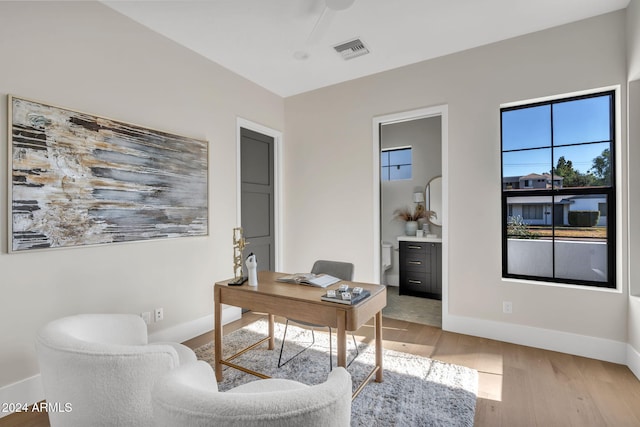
[337,312,347,367]
[375,310,383,382]
[214,286,223,382]
[268,314,275,350]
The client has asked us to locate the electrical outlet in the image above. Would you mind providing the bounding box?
[503,301,513,314]
[141,312,151,325]
[155,307,164,322]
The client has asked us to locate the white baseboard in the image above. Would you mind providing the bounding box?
[0,375,43,419]
[443,314,628,365]
[627,344,640,381]
[0,307,241,419]
[149,305,241,343]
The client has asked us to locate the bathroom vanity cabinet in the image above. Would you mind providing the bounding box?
[398,237,442,299]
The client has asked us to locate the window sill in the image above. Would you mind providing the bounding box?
[502,277,621,293]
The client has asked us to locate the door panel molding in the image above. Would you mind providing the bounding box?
[237,118,282,271]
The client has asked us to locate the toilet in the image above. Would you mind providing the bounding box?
[381,241,393,284]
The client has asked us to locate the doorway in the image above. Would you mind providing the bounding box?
[372,105,448,328]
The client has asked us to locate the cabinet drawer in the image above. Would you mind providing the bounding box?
[402,256,429,273]
[400,242,429,254]
[403,272,430,293]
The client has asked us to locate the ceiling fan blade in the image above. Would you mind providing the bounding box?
[325,0,355,11]
[306,7,336,45]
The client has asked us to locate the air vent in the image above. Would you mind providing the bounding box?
[333,38,370,60]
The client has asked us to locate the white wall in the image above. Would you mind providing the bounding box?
[0,0,283,403]
[284,11,629,361]
[629,0,640,82]
[626,0,640,378]
[380,117,441,285]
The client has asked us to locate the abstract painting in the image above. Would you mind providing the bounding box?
[9,96,208,252]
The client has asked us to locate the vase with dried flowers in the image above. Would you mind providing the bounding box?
[393,205,437,236]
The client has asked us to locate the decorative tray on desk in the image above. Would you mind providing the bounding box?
[321,287,370,305]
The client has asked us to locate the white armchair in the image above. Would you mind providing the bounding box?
[35,313,197,427]
[152,360,352,427]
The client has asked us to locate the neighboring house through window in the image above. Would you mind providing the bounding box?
[522,204,543,220]
[501,90,615,288]
[598,202,607,218]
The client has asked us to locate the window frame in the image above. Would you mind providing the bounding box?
[500,89,616,289]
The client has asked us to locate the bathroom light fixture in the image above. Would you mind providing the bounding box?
[413,192,424,204]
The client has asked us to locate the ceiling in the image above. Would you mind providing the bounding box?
[103,0,630,97]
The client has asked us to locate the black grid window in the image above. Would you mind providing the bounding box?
[501,90,615,288]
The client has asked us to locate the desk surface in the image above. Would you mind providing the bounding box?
[215,271,386,331]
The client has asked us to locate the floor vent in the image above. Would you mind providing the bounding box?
[333,38,370,60]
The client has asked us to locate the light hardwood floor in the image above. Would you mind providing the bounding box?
[3,312,640,427]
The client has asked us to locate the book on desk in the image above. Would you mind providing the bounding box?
[276,273,340,288]
[321,287,371,305]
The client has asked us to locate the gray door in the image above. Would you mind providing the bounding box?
[240,128,275,273]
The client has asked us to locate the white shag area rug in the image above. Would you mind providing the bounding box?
[195,319,477,427]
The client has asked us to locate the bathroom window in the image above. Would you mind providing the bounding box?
[381,147,412,181]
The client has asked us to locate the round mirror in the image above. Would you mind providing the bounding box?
[426,176,442,226]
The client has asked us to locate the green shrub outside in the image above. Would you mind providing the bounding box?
[568,211,600,227]
[507,215,540,239]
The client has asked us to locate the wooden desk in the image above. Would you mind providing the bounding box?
[214,271,387,396]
